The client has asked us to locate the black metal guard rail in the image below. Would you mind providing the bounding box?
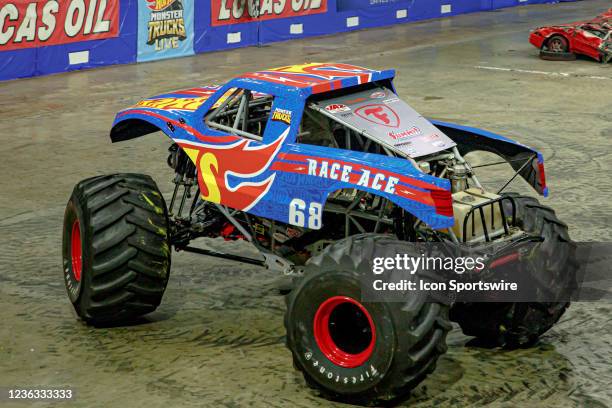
[462,195,516,242]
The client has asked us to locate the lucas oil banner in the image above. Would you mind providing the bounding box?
[0,0,119,51]
[211,0,328,26]
[137,0,194,62]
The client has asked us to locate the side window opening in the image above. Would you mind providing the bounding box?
[581,25,607,39]
[298,106,337,148]
[205,88,274,141]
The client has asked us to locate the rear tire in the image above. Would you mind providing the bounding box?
[62,173,171,325]
[449,193,576,348]
[285,234,451,405]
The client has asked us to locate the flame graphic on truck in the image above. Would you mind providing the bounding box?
[178,129,289,211]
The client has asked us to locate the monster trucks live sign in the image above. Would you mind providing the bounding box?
[0,0,119,51]
[211,0,327,26]
[137,0,194,62]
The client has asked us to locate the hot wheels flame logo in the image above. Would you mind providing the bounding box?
[179,129,289,211]
[147,0,177,11]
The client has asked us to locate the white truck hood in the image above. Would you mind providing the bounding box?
[313,86,456,158]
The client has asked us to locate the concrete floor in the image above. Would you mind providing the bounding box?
[1,1,611,407]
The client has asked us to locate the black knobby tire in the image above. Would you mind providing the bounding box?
[449,193,576,348]
[62,174,171,324]
[285,234,451,405]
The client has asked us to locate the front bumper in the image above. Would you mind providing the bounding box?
[529,32,546,49]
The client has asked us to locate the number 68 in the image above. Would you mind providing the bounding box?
[289,199,322,229]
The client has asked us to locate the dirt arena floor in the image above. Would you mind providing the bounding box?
[1,1,611,407]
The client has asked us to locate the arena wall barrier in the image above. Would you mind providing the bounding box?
[0,0,573,82]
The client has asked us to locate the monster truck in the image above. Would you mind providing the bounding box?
[62,63,576,405]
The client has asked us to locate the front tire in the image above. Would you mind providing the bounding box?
[540,35,576,61]
[285,234,451,405]
[62,174,171,325]
[546,35,569,53]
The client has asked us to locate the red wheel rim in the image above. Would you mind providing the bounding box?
[313,296,376,368]
[70,219,82,282]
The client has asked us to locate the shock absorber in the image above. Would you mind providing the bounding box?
[167,144,197,219]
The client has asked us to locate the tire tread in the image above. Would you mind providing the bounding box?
[67,173,170,325]
[450,192,575,348]
[285,234,451,405]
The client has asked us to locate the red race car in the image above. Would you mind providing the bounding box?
[530,9,612,62]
